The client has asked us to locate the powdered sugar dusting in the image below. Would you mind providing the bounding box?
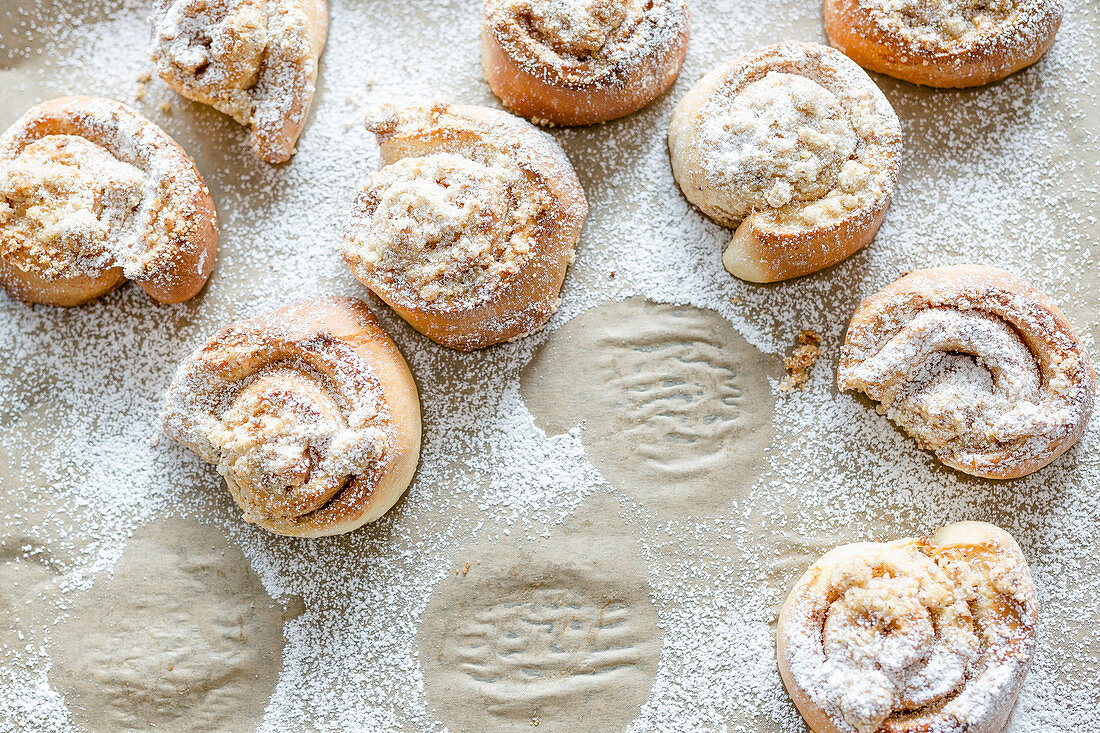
[838,266,1095,479]
[1,0,1098,731]
[864,0,1057,51]
[779,532,1037,733]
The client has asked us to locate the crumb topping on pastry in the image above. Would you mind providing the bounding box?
[210,366,386,522]
[162,314,395,527]
[783,535,1037,733]
[152,0,321,157]
[863,0,1018,48]
[680,44,901,234]
[155,0,269,125]
[702,72,858,220]
[0,135,147,280]
[485,0,688,86]
[344,149,549,310]
[528,0,628,55]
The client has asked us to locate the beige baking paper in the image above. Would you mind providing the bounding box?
[1,0,1098,731]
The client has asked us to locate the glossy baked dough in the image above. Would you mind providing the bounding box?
[778,521,1039,733]
[151,0,328,162]
[839,265,1094,479]
[824,0,1063,87]
[481,0,690,125]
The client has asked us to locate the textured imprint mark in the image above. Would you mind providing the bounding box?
[453,572,645,693]
[419,503,660,732]
[603,307,755,474]
[521,297,780,515]
[48,516,302,733]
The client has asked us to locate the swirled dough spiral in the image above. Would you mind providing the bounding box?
[839,265,1094,479]
[778,521,1038,733]
[668,42,902,283]
[481,0,690,125]
[0,96,218,306]
[151,0,328,163]
[342,103,588,351]
[824,0,1062,87]
[161,297,421,537]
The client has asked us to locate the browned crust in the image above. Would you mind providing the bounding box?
[823,0,1062,88]
[776,521,1038,733]
[480,0,690,125]
[347,103,588,351]
[0,96,218,306]
[0,262,126,307]
[668,42,902,283]
[167,296,421,537]
[838,264,1095,479]
[728,192,892,283]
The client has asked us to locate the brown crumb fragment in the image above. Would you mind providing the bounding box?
[160,101,172,114]
[137,69,152,83]
[779,329,821,392]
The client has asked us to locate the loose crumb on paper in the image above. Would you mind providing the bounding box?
[779,329,821,392]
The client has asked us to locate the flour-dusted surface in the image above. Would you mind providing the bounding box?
[0,0,1097,731]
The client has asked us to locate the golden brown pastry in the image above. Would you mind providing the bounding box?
[161,297,421,537]
[668,42,902,283]
[0,96,218,306]
[824,0,1062,88]
[481,0,690,126]
[342,102,588,351]
[151,0,328,163]
[839,265,1094,479]
[777,521,1038,733]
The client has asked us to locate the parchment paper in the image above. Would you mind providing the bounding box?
[1,0,1098,730]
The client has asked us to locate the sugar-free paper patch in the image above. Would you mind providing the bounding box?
[48,516,301,732]
[521,298,780,515]
[419,500,660,732]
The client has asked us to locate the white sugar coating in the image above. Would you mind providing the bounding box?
[0,1,1098,733]
[837,267,1095,478]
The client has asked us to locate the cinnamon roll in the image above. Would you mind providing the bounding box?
[342,103,588,351]
[481,0,691,126]
[839,265,1094,479]
[151,0,328,163]
[0,96,218,306]
[824,0,1062,88]
[668,42,902,283]
[777,522,1038,733]
[161,297,421,537]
